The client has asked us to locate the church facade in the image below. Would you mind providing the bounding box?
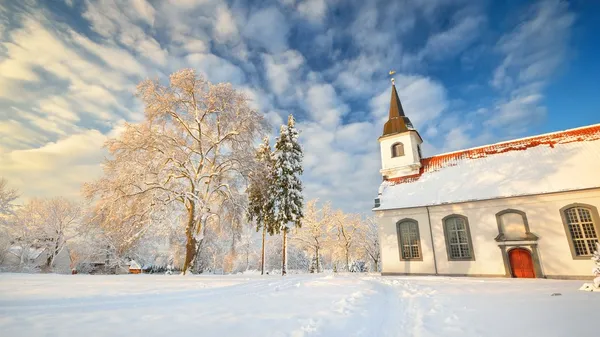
[373,81,600,279]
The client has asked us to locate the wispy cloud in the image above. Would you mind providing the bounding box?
[488,0,574,130]
[0,0,580,212]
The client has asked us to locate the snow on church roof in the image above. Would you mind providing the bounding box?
[376,124,600,211]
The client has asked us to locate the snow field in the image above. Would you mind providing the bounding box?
[0,273,598,337]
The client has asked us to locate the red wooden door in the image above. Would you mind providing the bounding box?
[509,248,535,278]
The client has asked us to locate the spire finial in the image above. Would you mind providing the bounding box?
[389,70,396,85]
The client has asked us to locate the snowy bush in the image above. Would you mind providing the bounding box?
[592,242,600,288]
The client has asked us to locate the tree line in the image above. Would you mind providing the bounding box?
[0,69,379,275]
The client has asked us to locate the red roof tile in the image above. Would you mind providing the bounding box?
[388,124,600,185]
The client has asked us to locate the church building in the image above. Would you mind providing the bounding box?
[373,80,600,279]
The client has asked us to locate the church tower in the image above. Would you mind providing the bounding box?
[378,78,423,180]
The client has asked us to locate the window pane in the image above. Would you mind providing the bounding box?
[565,207,598,256]
[569,224,583,239]
[455,218,465,230]
[460,244,471,258]
[458,231,468,243]
[445,216,473,259]
[398,221,420,259]
[578,208,592,223]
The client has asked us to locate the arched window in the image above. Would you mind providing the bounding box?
[391,142,404,157]
[561,204,599,258]
[443,215,475,261]
[396,219,422,260]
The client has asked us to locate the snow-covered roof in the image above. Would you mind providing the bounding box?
[128,260,141,269]
[8,246,46,260]
[375,124,600,211]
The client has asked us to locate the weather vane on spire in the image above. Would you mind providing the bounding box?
[389,70,396,85]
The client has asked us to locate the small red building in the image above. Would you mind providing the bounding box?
[128,260,142,274]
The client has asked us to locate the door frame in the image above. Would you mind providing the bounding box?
[494,209,544,278]
[497,243,544,278]
[508,247,536,278]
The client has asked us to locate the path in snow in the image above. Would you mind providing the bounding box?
[0,273,598,337]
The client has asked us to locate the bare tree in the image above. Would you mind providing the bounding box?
[361,217,380,272]
[329,210,361,272]
[3,197,81,272]
[292,199,331,273]
[85,69,267,274]
[0,177,19,217]
[0,178,19,264]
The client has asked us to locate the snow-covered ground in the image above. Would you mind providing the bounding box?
[0,273,598,337]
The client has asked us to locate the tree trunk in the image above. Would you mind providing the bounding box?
[260,225,266,275]
[315,246,320,273]
[246,246,250,271]
[282,228,288,276]
[345,246,350,272]
[45,240,61,273]
[182,205,197,275]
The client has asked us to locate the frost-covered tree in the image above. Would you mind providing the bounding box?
[272,114,304,276]
[292,199,330,273]
[84,69,266,274]
[361,217,381,272]
[592,242,600,288]
[0,178,18,264]
[329,210,361,272]
[234,224,258,272]
[6,197,83,272]
[247,137,275,275]
[0,177,19,217]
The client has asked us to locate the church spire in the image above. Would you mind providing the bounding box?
[382,76,414,137]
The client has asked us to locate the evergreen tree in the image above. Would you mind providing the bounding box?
[273,114,304,276]
[246,137,275,275]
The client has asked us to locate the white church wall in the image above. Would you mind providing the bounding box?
[377,188,600,278]
[517,189,600,278]
[377,207,437,275]
[428,204,506,276]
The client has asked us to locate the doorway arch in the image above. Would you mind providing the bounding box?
[508,248,536,278]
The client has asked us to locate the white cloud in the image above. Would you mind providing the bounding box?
[305,83,348,127]
[83,0,168,66]
[492,0,574,90]
[489,0,574,128]
[183,39,208,54]
[214,5,239,42]
[130,0,156,26]
[243,7,290,53]
[0,120,50,150]
[0,129,108,200]
[486,94,545,129]
[297,0,328,23]
[418,15,486,60]
[185,53,246,84]
[263,50,305,96]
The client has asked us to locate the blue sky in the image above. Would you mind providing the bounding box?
[0,0,598,213]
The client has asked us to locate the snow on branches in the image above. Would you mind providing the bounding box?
[273,114,304,276]
[0,177,18,217]
[84,69,267,274]
[593,242,600,288]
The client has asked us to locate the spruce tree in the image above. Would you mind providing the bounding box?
[247,137,275,275]
[273,114,304,276]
